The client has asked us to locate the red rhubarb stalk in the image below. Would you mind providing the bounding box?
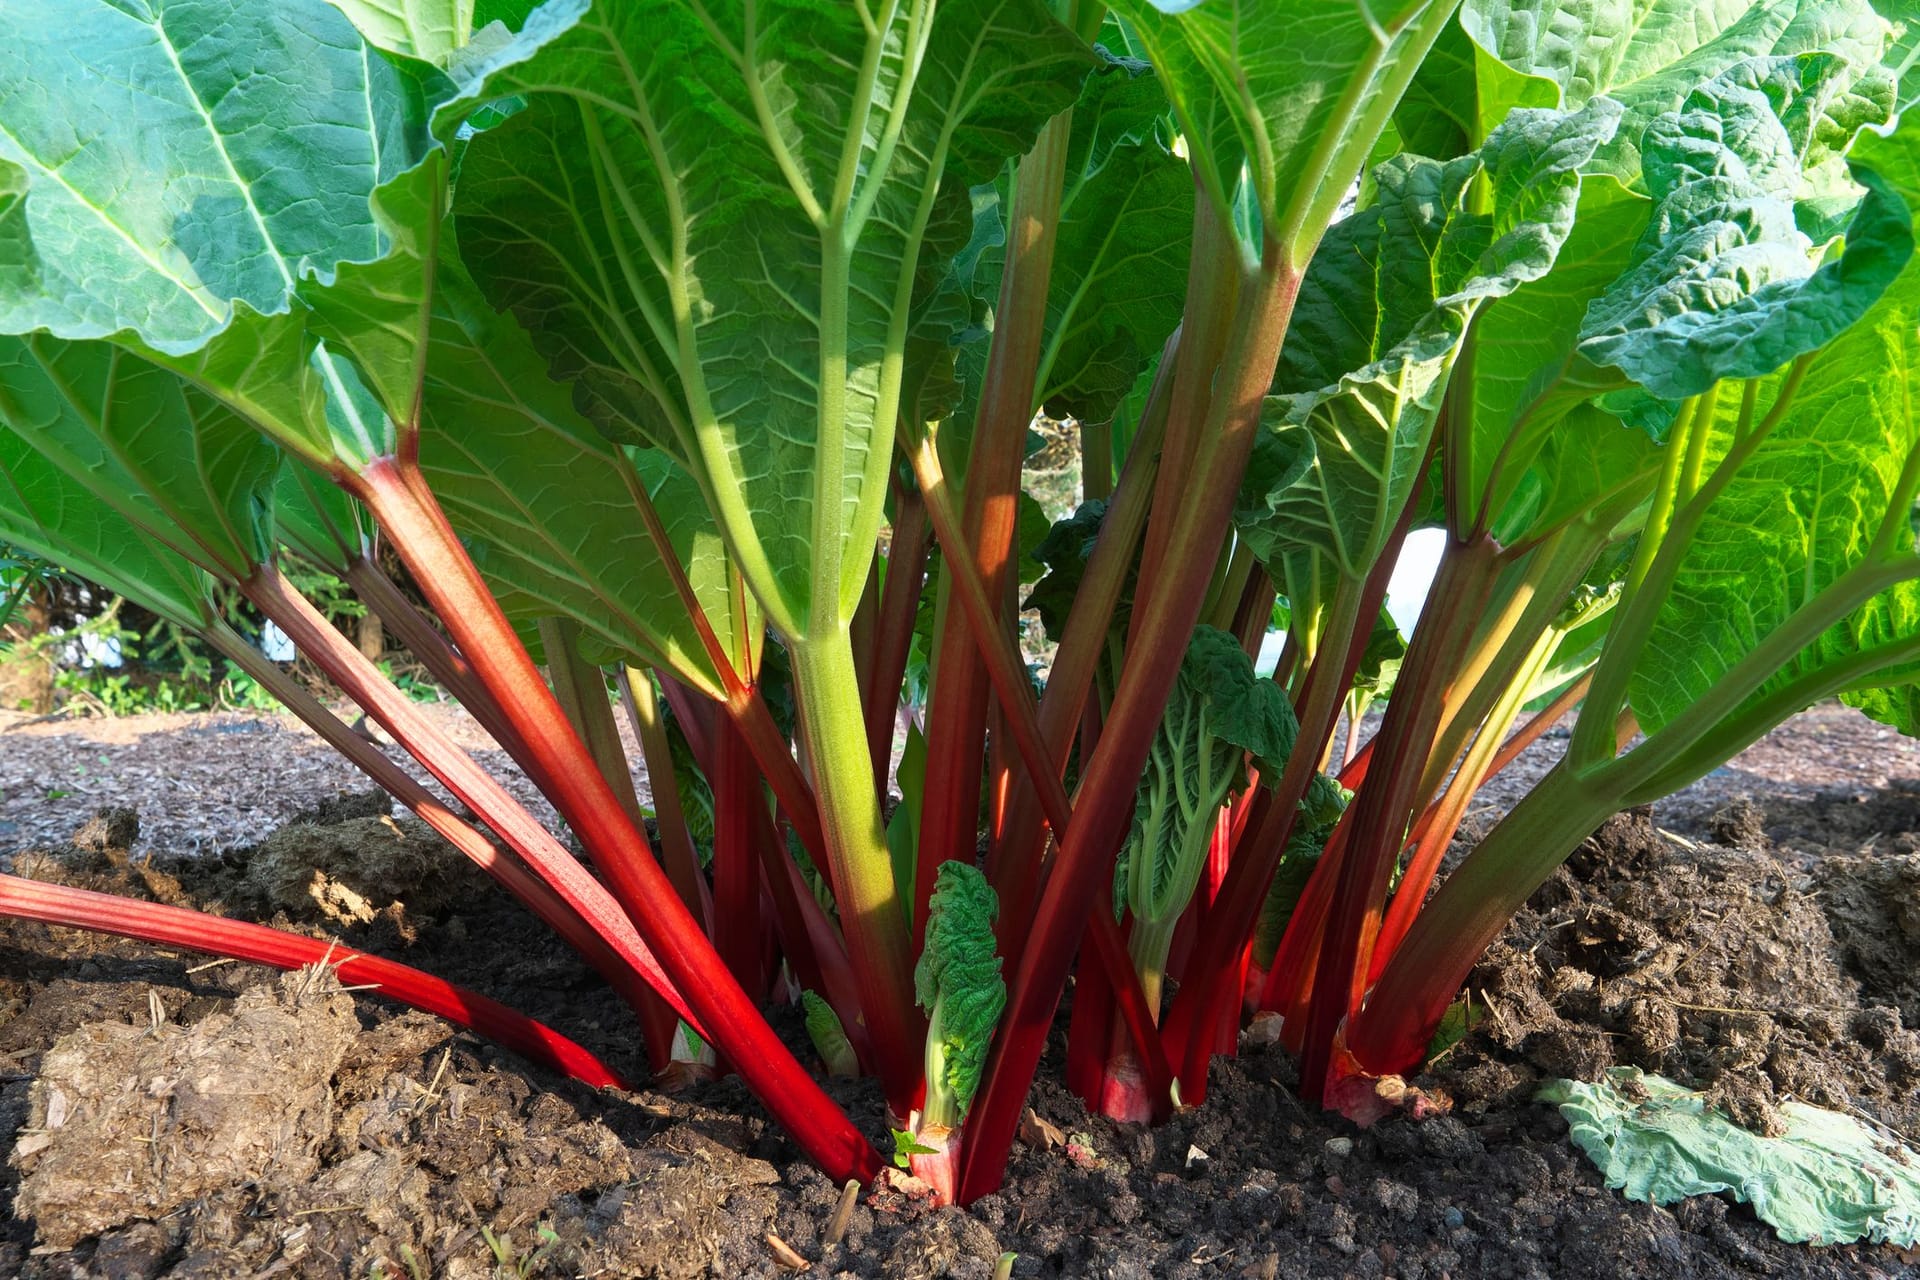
[990,327,1179,950]
[914,110,1073,949]
[713,713,770,994]
[0,873,626,1090]
[344,554,536,778]
[1368,670,1592,983]
[1159,488,1416,1103]
[863,484,930,789]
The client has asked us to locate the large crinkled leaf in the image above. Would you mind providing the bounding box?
[449,0,1093,639]
[1106,0,1456,260]
[1032,50,1191,426]
[1460,0,1893,187]
[0,335,280,579]
[1577,58,1912,401]
[1543,1068,1920,1246]
[1391,17,1560,162]
[0,428,217,630]
[1449,18,1900,535]
[1237,101,1620,581]
[418,263,751,695]
[0,0,441,353]
[1630,117,1920,735]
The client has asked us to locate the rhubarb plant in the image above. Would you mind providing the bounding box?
[0,0,1914,1208]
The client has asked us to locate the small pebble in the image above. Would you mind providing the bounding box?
[1443,1206,1464,1228]
[1324,1136,1354,1158]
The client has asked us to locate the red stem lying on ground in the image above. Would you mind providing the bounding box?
[244,566,705,1028]
[0,873,626,1089]
[350,458,880,1184]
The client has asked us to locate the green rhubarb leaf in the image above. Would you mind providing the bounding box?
[1484,402,1663,549]
[0,430,218,631]
[449,0,1093,640]
[914,860,1006,1121]
[0,0,497,476]
[1239,101,1621,583]
[1542,1067,1920,1246]
[1388,18,1483,162]
[1104,345,1163,482]
[1460,0,1894,188]
[1576,58,1911,401]
[1391,17,1559,162]
[322,0,473,63]
[1630,116,1920,736]
[902,182,1002,479]
[0,336,280,580]
[415,262,753,693]
[1463,22,1901,539]
[1522,572,1625,704]
[1887,1,1920,112]
[1105,0,1460,259]
[274,458,369,574]
[892,1129,940,1167]
[1451,178,1651,535]
[1114,627,1296,929]
[0,0,435,351]
[1348,609,1407,720]
[800,990,859,1080]
[1023,500,1136,644]
[1033,49,1191,427]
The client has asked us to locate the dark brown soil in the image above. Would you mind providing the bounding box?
[6,767,1920,1276]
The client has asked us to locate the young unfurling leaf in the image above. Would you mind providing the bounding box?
[1113,627,1297,1008]
[802,991,859,1081]
[915,861,1007,1132]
